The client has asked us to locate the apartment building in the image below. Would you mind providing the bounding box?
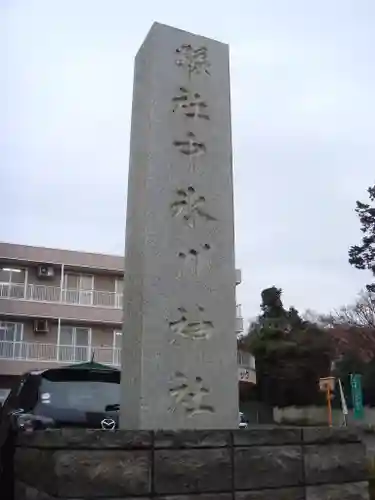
[0,242,255,388]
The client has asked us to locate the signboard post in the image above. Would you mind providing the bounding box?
[319,377,335,427]
[338,378,348,426]
[350,373,364,420]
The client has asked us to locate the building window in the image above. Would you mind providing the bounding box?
[113,330,122,349]
[0,322,24,359]
[59,325,91,362]
[63,273,94,305]
[115,279,123,308]
[113,330,122,366]
[115,279,123,293]
[0,267,26,299]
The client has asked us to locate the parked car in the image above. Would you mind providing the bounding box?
[0,389,10,407]
[0,362,120,499]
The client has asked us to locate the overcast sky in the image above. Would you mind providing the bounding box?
[1,0,374,324]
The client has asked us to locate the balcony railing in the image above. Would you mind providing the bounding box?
[0,283,244,329]
[0,283,122,309]
[0,341,121,367]
[236,304,242,317]
[236,304,244,333]
[0,341,255,376]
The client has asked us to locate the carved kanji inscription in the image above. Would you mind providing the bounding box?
[170,187,216,228]
[169,306,214,341]
[178,243,212,277]
[175,44,211,76]
[173,131,206,157]
[172,87,209,120]
[169,372,215,416]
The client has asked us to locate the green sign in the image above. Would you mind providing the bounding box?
[350,373,364,420]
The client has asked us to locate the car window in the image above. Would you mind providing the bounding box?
[0,388,10,406]
[0,388,10,399]
[3,379,23,409]
[36,369,120,413]
[18,375,40,412]
[37,379,120,412]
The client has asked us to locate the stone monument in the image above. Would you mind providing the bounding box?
[121,22,238,429]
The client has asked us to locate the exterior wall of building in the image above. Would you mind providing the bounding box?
[0,317,117,347]
[0,242,124,272]
[0,242,252,383]
[4,319,117,346]
[0,245,124,324]
[0,299,122,323]
[0,316,120,375]
[13,264,123,293]
[0,359,66,376]
[26,265,62,288]
[22,319,58,343]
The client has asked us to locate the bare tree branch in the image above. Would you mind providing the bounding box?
[324,290,375,328]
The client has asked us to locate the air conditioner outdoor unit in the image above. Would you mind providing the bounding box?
[33,319,49,334]
[37,264,55,279]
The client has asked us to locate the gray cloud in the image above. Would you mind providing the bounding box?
[1,0,374,324]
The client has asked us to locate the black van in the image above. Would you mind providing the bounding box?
[0,363,120,499]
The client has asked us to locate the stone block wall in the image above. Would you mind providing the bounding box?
[14,427,369,499]
[274,405,375,427]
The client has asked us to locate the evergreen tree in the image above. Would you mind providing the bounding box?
[242,287,332,407]
[349,185,375,292]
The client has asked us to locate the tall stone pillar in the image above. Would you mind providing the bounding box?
[121,22,238,429]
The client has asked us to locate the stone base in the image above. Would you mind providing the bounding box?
[14,427,370,499]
